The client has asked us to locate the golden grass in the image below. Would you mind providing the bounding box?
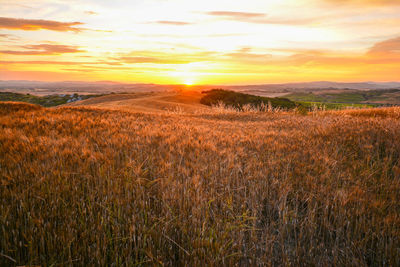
[65,91,210,114]
[330,106,400,119]
[1,102,399,265]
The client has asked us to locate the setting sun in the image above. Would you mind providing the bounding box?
[169,65,200,85]
[183,78,195,86]
[182,72,198,85]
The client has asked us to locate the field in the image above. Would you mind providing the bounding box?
[285,89,400,107]
[1,95,400,266]
[0,92,103,107]
[64,91,209,113]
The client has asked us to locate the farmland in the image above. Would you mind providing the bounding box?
[285,89,400,108]
[1,98,399,265]
[0,92,103,107]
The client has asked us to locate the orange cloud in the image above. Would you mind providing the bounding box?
[368,36,400,54]
[117,56,190,64]
[319,0,400,6]
[62,68,97,72]
[0,44,85,55]
[0,17,83,32]
[282,41,400,68]
[224,47,272,64]
[205,11,322,25]
[155,21,193,25]
[0,60,122,66]
[0,34,15,39]
[84,11,98,15]
[206,11,266,19]
[0,70,93,81]
[115,50,216,65]
[0,60,86,65]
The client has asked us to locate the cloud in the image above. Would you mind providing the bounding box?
[0,33,19,42]
[0,17,84,32]
[0,60,122,66]
[205,11,321,25]
[0,34,14,39]
[61,65,132,72]
[224,47,272,64]
[284,45,400,67]
[320,0,400,6]
[155,21,193,26]
[84,11,98,15]
[117,56,190,64]
[206,11,266,19]
[0,44,85,55]
[117,48,273,66]
[0,70,89,81]
[368,36,400,54]
[114,50,216,65]
[0,60,86,65]
[62,68,97,73]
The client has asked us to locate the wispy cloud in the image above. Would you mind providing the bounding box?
[0,33,19,41]
[61,68,97,72]
[319,0,400,6]
[205,11,322,25]
[0,34,14,39]
[154,20,193,26]
[206,11,266,19]
[282,38,400,67]
[224,47,272,64]
[0,17,84,32]
[84,11,98,15]
[0,60,122,66]
[114,51,216,65]
[0,60,84,65]
[0,44,85,55]
[368,36,400,54]
[117,56,190,64]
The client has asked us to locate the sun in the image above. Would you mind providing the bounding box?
[169,63,204,85]
[168,71,196,85]
[183,77,195,86]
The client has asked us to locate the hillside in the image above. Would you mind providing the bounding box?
[0,92,102,107]
[200,89,297,110]
[64,91,210,113]
[286,89,400,106]
[1,102,399,266]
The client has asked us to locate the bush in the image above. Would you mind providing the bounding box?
[200,89,297,110]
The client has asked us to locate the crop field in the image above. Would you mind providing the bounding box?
[0,92,103,107]
[1,101,399,266]
[285,89,400,107]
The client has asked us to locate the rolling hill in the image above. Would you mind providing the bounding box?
[63,91,211,113]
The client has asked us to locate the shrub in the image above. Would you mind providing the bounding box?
[200,89,297,110]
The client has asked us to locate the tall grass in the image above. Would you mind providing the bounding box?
[1,102,399,265]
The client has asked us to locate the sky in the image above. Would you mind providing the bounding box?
[0,0,399,85]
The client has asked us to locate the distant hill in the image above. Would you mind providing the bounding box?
[0,92,102,107]
[1,80,399,96]
[224,81,400,93]
[0,80,172,95]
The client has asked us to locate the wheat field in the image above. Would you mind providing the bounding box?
[1,101,399,266]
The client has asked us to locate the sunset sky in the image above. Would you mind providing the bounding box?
[1,0,399,85]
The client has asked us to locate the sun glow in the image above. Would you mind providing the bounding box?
[169,71,198,85]
[183,76,195,85]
